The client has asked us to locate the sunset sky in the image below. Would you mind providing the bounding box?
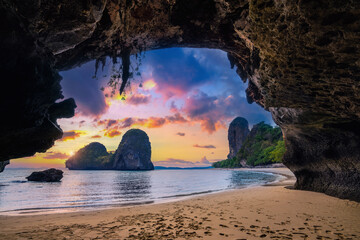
[10,48,274,169]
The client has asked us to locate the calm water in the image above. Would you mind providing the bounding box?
[0,168,281,215]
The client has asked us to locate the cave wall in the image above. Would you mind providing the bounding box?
[0,0,359,200]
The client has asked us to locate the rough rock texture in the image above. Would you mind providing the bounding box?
[113,129,154,170]
[0,0,359,199]
[271,107,360,201]
[0,161,9,172]
[65,142,110,170]
[227,117,250,159]
[26,168,63,182]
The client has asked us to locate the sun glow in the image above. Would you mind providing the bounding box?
[142,79,156,90]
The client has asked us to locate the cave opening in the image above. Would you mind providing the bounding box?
[10,47,276,170]
[1,0,359,201]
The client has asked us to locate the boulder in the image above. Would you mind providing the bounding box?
[65,142,110,170]
[227,117,250,159]
[113,129,154,170]
[26,168,63,182]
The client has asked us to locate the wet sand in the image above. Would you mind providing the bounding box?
[1,168,359,240]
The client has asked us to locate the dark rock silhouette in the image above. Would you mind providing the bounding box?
[0,161,9,173]
[65,142,110,170]
[26,168,63,182]
[65,129,154,171]
[113,129,154,170]
[227,117,250,159]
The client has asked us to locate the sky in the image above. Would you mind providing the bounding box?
[10,48,274,168]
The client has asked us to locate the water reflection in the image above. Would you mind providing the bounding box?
[0,169,279,214]
[113,172,151,201]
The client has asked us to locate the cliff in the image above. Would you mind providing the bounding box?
[65,142,111,170]
[65,129,153,171]
[227,117,250,159]
[213,122,284,168]
[113,129,154,170]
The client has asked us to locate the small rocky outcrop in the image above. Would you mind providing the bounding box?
[227,117,250,159]
[65,142,110,170]
[113,129,154,170]
[26,168,63,182]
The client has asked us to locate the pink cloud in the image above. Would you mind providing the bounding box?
[97,113,188,130]
[126,94,151,105]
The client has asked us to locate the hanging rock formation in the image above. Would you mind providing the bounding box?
[0,0,359,200]
[227,117,250,159]
[113,129,154,170]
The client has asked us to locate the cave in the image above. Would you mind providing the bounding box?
[0,0,359,201]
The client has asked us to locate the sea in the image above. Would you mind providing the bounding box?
[0,168,283,215]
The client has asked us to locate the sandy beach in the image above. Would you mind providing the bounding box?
[1,168,359,240]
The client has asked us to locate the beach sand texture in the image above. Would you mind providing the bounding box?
[1,168,359,240]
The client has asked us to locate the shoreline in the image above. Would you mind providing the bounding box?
[1,168,360,239]
[0,168,291,216]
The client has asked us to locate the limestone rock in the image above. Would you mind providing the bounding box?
[65,142,110,170]
[113,129,154,170]
[227,117,250,159]
[26,168,63,182]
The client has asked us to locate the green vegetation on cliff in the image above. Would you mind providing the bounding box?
[213,122,285,168]
[65,142,115,170]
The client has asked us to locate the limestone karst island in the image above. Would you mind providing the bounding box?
[65,129,154,170]
[0,1,359,239]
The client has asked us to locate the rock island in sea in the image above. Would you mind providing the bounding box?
[213,117,285,168]
[65,129,154,170]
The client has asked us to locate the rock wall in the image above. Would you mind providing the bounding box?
[113,129,153,170]
[65,142,110,170]
[227,117,250,159]
[0,0,359,199]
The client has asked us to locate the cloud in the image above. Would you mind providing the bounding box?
[91,135,102,139]
[144,48,215,99]
[79,120,86,127]
[180,90,274,134]
[154,157,213,168]
[155,158,195,165]
[193,144,216,149]
[97,113,188,131]
[199,156,210,164]
[104,129,122,138]
[60,60,109,117]
[97,119,118,129]
[143,48,274,132]
[182,92,226,133]
[126,94,151,105]
[43,151,70,159]
[154,158,196,168]
[176,132,185,136]
[59,130,86,141]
